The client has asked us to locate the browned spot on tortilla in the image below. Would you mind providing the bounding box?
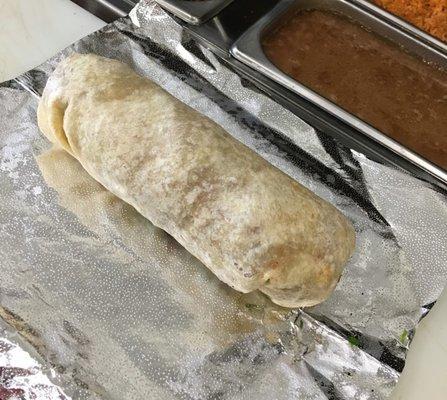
[264,244,296,271]
[316,264,335,289]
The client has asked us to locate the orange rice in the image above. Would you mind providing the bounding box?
[372,0,447,42]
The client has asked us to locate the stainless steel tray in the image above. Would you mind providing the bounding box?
[155,0,235,24]
[231,0,447,186]
[351,0,447,54]
[70,0,137,22]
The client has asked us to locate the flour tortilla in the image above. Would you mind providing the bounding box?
[37,53,355,307]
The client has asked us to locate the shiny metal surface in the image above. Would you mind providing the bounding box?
[68,0,447,189]
[154,0,234,25]
[231,0,447,187]
[70,0,137,21]
[2,2,447,398]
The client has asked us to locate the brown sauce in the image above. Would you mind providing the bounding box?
[262,10,447,169]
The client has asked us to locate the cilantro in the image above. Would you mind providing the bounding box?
[348,335,360,347]
[399,329,408,344]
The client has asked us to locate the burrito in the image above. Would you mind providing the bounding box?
[37,53,355,308]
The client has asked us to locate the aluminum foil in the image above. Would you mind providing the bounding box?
[0,318,69,400]
[0,1,446,399]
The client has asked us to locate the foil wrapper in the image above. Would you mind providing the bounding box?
[0,318,69,399]
[0,1,446,399]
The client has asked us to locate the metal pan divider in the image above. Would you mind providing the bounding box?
[347,0,447,54]
[155,0,235,25]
